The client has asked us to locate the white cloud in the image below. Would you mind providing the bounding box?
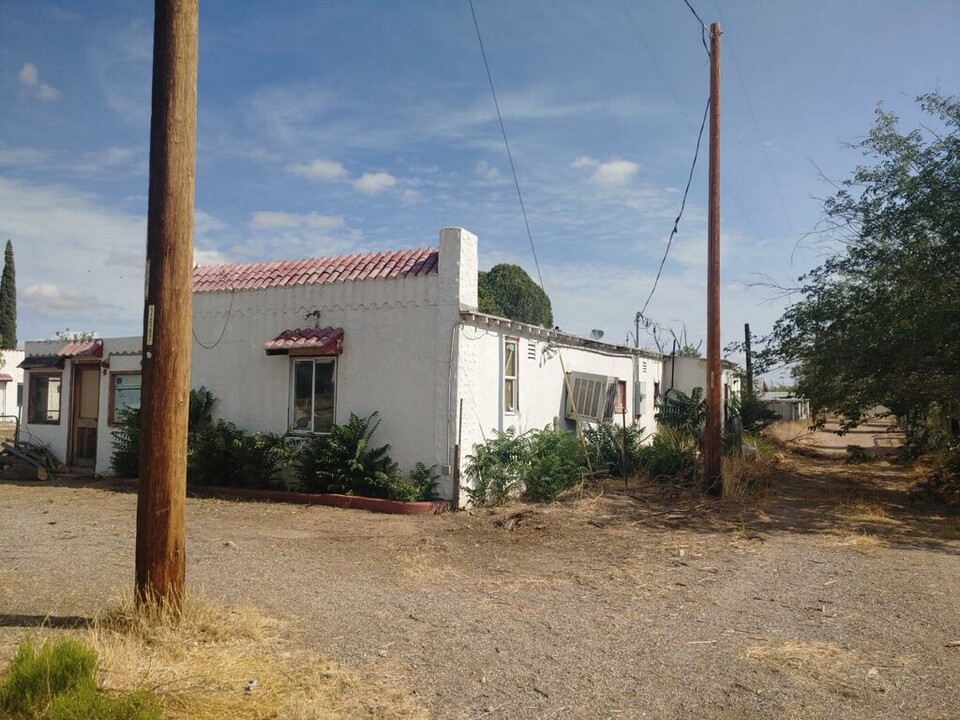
[474,160,502,182]
[0,176,144,337]
[572,156,639,187]
[286,158,347,181]
[193,248,230,266]
[250,211,344,231]
[353,172,397,194]
[401,188,422,203]
[17,62,61,101]
[0,145,50,167]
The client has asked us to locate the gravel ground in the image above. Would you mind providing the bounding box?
[1,438,958,720]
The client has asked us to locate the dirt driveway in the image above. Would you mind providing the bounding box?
[1,445,958,720]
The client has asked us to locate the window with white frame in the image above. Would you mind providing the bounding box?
[290,357,336,433]
[110,373,142,425]
[28,373,62,424]
[503,338,518,414]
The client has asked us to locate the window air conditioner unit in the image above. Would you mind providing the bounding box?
[634,381,647,415]
[565,372,619,423]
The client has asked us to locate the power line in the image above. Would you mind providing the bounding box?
[681,0,710,56]
[468,0,547,295]
[621,2,765,245]
[638,96,710,319]
[712,0,796,239]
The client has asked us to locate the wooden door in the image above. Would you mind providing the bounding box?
[70,365,100,467]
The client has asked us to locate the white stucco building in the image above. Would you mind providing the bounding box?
[0,350,24,420]
[20,228,741,501]
[19,337,141,468]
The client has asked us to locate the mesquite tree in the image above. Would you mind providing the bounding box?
[758,94,960,430]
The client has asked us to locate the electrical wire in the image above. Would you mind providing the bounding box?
[711,0,796,245]
[681,0,710,56]
[621,2,763,243]
[638,96,710,319]
[191,289,235,350]
[467,0,547,295]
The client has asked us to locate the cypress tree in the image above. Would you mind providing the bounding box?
[0,240,16,349]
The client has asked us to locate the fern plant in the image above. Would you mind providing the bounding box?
[296,412,398,495]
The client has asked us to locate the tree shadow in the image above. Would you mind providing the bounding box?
[0,614,91,629]
[587,451,960,556]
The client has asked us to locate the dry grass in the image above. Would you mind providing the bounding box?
[823,530,885,552]
[766,420,816,446]
[745,640,855,683]
[86,593,427,720]
[721,454,773,504]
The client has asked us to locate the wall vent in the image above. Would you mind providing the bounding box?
[564,372,618,423]
[527,340,537,360]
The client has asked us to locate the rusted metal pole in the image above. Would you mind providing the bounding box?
[704,22,723,496]
[135,0,199,608]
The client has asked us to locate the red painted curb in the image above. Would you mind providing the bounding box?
[104,477,448,515]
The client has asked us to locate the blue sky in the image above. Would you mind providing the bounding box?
[1,1,957,366]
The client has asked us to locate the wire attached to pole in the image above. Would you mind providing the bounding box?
[638,96,710,320]
[468,0,547,295]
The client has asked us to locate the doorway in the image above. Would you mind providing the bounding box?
[70,364,100,467]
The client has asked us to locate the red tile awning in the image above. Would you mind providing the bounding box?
[264,327,344,356]
[57,339,104,359]
[0,373,12,383]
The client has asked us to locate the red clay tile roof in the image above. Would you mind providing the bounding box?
[264,327,344,355]
[57,339,104,358]
[0,373,12,383]
[194,247,439,293]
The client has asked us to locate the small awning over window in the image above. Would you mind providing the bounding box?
[18,355,65,370]
[57,339,104,359]
[0,373,12,383]
[264,327,344,356]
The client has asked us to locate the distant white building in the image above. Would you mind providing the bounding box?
[20,228,741,502]
[0,349,25,439]
[759,391,810,422]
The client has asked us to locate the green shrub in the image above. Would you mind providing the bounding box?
[295,412,398,496]
[47,686,160,720]
[916,441,960,507]
[464,428,529,507]
[188,421,292,489]
[739,393,779,431]
[656,387,706,437]
[523,427,588,501]
[109,406,140,478]
[844,445,871,465]
[637,427,697,485]
[380,462,440,502]
[111,387,295,489]
[583,422,647,476]
[0,636,97,718]
[110,386,218,478]
[465,426,587,506]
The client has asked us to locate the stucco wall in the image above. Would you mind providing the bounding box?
[1,350,24,419]
[95,339,143,474]
[191,228,478,498]
[453,315,665,504]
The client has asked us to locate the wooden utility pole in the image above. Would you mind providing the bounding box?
[744,322,753,396]
[135,0,199,608]
[703,22,723,495]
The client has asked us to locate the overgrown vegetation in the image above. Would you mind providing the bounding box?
[295,412,439,501]
[112,395,437,502]
[916,441,960,507]
[583,422,647,477]
[748,93,960,442]
[0,636,159,720]
[111,388,293,490]
[465,427,587,506]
